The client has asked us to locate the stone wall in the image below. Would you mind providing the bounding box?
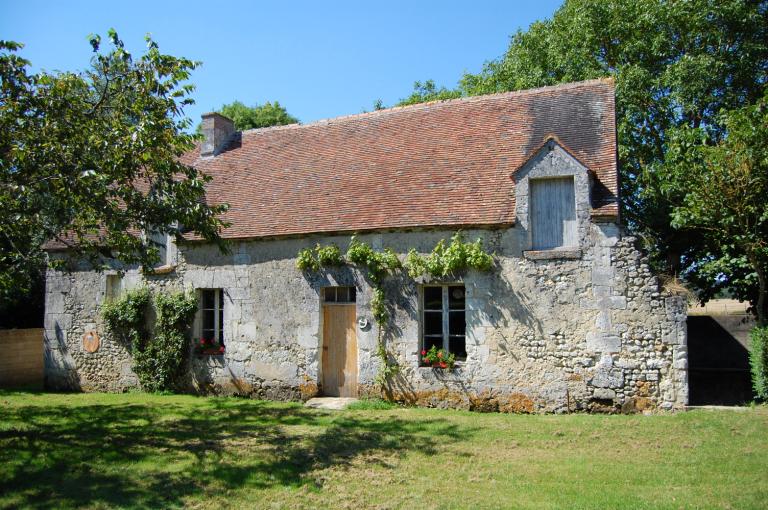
[0,328,44,388]
[44,222,688,412]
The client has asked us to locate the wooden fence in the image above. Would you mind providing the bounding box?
[0,328,43,388]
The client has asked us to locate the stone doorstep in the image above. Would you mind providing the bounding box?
[304,397,359,410]
[684,405,752,412]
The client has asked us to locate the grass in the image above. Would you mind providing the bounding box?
[345,397,399,411]
[0,392,766,509]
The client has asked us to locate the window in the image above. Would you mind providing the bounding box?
[146,225,180,269]
[422,285,466,360]
[323,286,356,304]
[200,289,224,345]
[530,176,577,250]
[146,228,168,266]
[105,274,122,301]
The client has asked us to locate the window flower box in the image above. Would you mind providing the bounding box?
[421,346,456,369]
[196,338,225,356]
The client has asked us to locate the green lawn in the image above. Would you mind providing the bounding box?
[0,392,766,509]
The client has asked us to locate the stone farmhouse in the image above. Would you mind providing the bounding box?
[43,78,689,412]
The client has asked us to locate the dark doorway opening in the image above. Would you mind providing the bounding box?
[687,316,753,405]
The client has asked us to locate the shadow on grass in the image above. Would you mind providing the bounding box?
[0,395,474,509]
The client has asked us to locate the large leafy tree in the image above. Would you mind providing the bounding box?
[660,90,768,324]
[210,100,298,131]
[0,31,229,303]
[398,0,768,311]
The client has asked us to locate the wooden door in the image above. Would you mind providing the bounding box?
[322,303,358,397]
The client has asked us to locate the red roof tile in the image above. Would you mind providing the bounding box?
[188,78,619,240]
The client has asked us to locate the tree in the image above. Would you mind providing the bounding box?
[397,80,461,106]
[0,31,229,302]
[395,0,768,314]
[209,100,298,131]
[660,89,768,324]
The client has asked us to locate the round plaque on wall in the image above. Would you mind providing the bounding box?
[83,331,100,353]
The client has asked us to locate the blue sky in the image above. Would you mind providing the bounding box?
[1,0,562,124]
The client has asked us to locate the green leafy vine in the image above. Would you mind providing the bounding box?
[101,287,197,392]
[345,237,402,385]
[296,232,494,387]
[296,243,344,271]
[404,232,493,278]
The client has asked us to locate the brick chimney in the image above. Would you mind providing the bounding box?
[200,112,235,156]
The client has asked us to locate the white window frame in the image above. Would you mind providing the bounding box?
[421,284,466,359]
[200,289,224,344]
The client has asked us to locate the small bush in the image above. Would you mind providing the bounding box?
[749,326,768,400]
[133,290,197,392]
[132,331,187,392]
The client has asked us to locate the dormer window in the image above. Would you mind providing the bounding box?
[513,139,591,258]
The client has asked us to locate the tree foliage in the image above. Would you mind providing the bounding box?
[750,327,768,399]
[0,31,229,299]
[660,89,768,324]
[210,100,298,131]
[397,80,461,106]
[394,0,768,314]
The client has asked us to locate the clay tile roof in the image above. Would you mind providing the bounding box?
[185,78,618,240]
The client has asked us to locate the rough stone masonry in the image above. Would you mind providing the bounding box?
[44,222,688,412]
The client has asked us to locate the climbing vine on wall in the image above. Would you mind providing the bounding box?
[403,232,493,278]
[101,287,197,392]
[296,243,344,271]
[101,287,151,346]
[296,233,494,387]
[345,237,402,385]
[345,238,401,287]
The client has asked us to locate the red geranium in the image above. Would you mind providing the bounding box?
[420,345,456,369]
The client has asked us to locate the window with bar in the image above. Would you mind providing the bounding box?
[200,289,224,346]
[323,286,356,304]
[422,285,466,360]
